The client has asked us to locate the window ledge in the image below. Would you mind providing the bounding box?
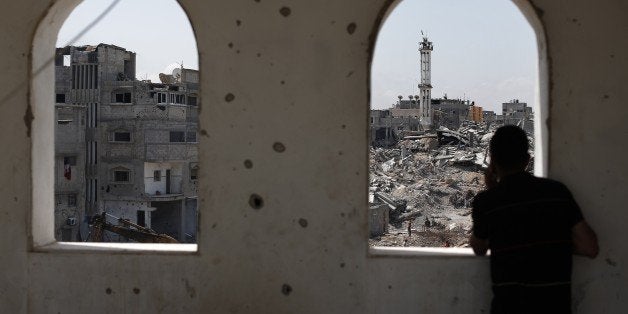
[34,242,197,254]
[369,246,483,258]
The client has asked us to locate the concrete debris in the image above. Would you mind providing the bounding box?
[369,121,534,248]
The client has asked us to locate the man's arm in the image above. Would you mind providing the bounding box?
[470,234,489,256]
[572,220,599,258]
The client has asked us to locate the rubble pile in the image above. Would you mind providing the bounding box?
[369,122,534,248]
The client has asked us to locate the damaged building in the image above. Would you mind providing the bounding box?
[54,44,199,243]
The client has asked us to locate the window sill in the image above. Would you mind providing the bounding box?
[369,246,483,258]
[34,242,197,254]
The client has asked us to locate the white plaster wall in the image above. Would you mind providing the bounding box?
[144,162,183,195]
[0,0,625,313]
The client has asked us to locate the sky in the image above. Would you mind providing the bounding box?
[57,0,198,83]
[57,0,537,113]
[371,0,538,112]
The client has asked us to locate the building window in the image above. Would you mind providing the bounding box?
[111,131,131,142]
[169,131,185,142]
[113,170,130,182]
[113,92,132,103]
[187,96,197,106]
[169,93,186,104]
[154,170,161,182]
[157,92,167,104]
[56,93,66,103]
[67,194,77,207]
[186,131,197,143]
[57,110,74,125]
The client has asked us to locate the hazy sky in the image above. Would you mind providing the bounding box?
[57,0,198,83]
[372,0,538,112]
[58,0,537,113]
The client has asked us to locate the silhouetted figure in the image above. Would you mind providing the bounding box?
[470,125,598,314]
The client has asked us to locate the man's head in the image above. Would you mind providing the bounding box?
[489,125,530,173]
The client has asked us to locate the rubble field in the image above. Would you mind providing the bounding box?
[369,123,533,248]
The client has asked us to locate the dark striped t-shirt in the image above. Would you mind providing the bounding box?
[472,172,583,314]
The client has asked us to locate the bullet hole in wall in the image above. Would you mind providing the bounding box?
[273,142,286,152]
[249,194,264,209]
[279,7,291,17]
[225,93,235,102]
[298,218,308,228]
[244,159,253,169]
[281,284,292,295]
[346,22,357,34]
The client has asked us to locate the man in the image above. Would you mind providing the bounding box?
[470,125,598,314]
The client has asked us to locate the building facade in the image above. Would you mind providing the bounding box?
[502,99,533,133]
[54,44,199,242]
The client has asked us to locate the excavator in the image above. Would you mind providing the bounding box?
[87,212,179,243]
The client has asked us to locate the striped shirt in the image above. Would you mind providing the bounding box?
[472,172,583,314]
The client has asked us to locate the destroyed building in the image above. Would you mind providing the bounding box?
[501,99,534,133]
[431,97,474,130]
[54,44,199,242]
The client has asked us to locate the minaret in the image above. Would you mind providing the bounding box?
[418,34,433,129]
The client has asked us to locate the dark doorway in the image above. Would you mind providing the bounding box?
[137,210,145,227]
[150,201,181,240]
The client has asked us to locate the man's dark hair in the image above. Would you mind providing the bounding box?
[489,125,529,170]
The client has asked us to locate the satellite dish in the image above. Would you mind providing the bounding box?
[172,67,182,79]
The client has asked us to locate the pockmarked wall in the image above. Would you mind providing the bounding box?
[0,0,626,313]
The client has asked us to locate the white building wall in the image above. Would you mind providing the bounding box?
[0,0,626,313]
[144,162,183,195]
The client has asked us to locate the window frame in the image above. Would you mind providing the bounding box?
[154,170,161,182]
[366,0,549,257]
[31,0,198,254]
[169,131,186,143]
[109,130,132,143]
[111,168,132,184]
[112,91,132,104]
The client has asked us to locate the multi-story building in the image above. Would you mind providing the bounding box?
[482,110,496,123]
[369,109,421,147]
[502,99,533,133]
[431,97,472,130]
[468,104,483,123]
[54,44,198,243]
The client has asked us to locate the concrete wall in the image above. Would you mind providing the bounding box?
[0,0,626,313]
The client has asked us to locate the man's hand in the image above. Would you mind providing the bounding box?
[470,234,489,256]
[572,220,599,258]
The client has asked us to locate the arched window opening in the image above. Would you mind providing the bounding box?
[33,0,199,247]
[369,0,541,250]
